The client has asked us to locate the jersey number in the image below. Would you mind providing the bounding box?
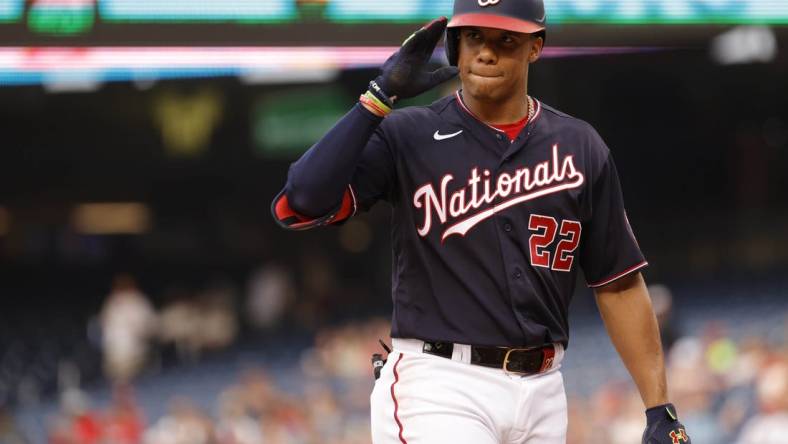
[528,215,582,272]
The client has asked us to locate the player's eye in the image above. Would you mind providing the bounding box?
[465,30,481,40]
[501,34,516,44]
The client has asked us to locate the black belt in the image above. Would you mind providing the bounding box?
[422,341,556,375]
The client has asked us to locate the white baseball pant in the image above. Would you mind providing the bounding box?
[370,338,567,444]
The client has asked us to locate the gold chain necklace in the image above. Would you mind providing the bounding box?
[527,96,535,122]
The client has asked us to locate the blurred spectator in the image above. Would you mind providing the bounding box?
[159,289,202,364]
[260,397,313,444]
[0,405,29,444]
[215,387,263,444]
[303,382,342,439]
[143,397,214,444]
[668,335,718,400]
[104,386,145,444]
[648,284,681,350]
[100,275,158,384]
[565,396,590,444]
[726,337,769,389]
[585,382,630,444]
[668,326,727,442]
[737,358,788,444]
[20,287,788,444]
[236,369,277,419]
[48,388,103,444]
[294,252,339,330]
[609,391,647,444]
[159,282,238,365]
[306,318,390,380]
[30,313,788,444]
[195,281,238,352]
[246,264,294,333]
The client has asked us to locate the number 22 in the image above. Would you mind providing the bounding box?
[528,215,582,272]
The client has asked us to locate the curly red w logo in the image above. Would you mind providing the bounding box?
[669,428,689,444]
[478,0,501,6]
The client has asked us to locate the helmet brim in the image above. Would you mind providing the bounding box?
[447,13,545,34]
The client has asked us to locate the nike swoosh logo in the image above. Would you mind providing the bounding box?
[434,130,463,141]
[536,7,546,23]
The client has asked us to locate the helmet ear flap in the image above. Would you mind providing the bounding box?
[445,28,460,67]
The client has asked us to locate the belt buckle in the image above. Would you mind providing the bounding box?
[502,347,534,376]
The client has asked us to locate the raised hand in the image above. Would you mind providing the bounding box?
[374,17,459,102]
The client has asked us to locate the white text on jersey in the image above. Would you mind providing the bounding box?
[412,144,585,241]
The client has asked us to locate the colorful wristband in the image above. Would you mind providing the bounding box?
[359,94,390,117]
[364,91,392,114]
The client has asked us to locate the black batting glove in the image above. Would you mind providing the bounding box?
[642,403,691,444]
[371,17,459,105]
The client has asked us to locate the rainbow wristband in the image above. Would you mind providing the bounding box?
[360,91,392,116]
[359,95,389,117]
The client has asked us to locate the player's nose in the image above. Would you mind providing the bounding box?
[476,42,498,64]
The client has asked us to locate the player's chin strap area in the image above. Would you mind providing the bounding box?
[391,338,564,376]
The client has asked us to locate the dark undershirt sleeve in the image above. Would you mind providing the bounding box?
[271,103,396,230]
[579,153,648,288]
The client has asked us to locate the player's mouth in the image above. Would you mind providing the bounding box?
[471,72,503,79]
[468,69,503,79]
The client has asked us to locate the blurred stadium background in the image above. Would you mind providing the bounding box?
[0,1,787,443]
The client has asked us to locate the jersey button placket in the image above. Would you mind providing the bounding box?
[504,223,512,233]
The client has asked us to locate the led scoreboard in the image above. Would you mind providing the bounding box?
[1,0,786,37]
[0,1,786,86]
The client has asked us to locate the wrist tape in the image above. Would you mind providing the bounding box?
[368,80,395,108]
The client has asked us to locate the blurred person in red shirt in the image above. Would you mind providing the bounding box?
[48,389,103,444]
[104,386,145,444]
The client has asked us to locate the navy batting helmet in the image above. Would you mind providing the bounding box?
[446,0,547,66]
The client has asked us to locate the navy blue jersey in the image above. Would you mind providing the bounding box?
[273,92,646,348]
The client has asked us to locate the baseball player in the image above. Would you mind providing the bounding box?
[272,1,690,443]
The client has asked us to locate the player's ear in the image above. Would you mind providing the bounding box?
[528,34,544,63]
